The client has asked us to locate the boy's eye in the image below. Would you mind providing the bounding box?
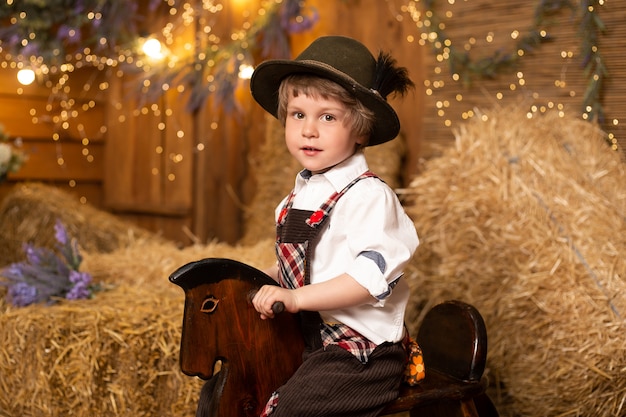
[293,112,305,120]
[322,114,335,122]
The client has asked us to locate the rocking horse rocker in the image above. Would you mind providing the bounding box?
[170,258,499,417]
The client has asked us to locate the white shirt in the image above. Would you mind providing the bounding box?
[275,152,419,344]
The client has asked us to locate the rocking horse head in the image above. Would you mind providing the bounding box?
[169,258,304,417]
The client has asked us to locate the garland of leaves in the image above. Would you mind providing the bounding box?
[0,0,162,64]
[0,0,317,113]
[422,0,576,83]
[421,0,611,145]
[137,0,318,113]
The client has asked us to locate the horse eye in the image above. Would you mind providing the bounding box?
[200,296,219,313]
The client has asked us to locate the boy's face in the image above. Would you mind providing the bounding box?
[284,92,365,175]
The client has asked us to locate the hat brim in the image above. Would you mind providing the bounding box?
[250,59,400,147]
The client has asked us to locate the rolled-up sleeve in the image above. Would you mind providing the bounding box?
[339,180,419,306]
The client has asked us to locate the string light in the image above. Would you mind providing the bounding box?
[238,63,254,80]
[16,68,35,85]
[397,0,618,151]
[141,38,165,60]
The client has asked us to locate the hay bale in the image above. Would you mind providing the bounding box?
[241,115,407,245]
[0,237,276,417]
[0,182,163,267]
[0,279,200,417]
[401,105,626,416]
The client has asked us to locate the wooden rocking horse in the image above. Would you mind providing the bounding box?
[170,258,499,417]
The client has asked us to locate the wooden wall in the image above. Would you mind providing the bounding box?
[0,67,107,205]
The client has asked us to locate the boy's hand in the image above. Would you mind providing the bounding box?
[252,285,299,319]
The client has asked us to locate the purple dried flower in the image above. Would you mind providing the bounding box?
[22,243,70,279]
[69,270,91,285]
[66,271,92,300]
[280,0,319,34]
[57,25,81,43]
[54,220,82,270]
[3,263,24,280]
[54,219,69,245]
[7,34,21,48]
[19,42,40,58]
[7,282,38,307]
[23,243,42,265]
[0,218,97,307]
[66,285,90,301]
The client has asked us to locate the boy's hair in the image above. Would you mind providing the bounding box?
[277,74,375,145]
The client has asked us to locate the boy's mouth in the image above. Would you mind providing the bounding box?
[302,146,321,153]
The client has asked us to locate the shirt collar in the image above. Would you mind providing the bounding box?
[295,151,369,192]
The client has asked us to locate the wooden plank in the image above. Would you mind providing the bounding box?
[132,101,165,205]
[0,95,106,141]
[8,140,104,181]
[104,74,137,207]
[163,85,194,210]
[194,101,244,244]
[103,74,165,207]
[103,74,194,222]
[0,67,109,100]
[195,103,223,242]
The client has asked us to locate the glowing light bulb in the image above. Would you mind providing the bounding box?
[238,64,254,80]
[17,68,35,85]
[142,38,163,59]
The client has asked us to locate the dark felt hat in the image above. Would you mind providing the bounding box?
[250,36,409,147]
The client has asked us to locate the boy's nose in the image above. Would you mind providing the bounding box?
[302,120,318,138]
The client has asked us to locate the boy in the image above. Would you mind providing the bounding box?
[250,35,419,417]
